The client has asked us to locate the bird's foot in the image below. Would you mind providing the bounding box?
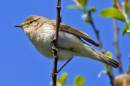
[51,39,59,52]
[50,71,58,77]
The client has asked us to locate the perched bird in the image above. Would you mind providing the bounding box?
[16,15,119,68]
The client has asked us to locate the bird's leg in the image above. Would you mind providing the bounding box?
[51,39,59,52]
[50,39,73,73]
[57,57,73,73]
[50,71,58,78]
[50,39,59,78]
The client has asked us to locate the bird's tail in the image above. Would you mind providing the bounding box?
[96,52,119,68]
[80,44,119,68]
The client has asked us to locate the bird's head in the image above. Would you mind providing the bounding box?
[15,15,48,33]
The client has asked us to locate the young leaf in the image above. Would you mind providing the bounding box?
[103,51,113,72]
[89,7,96,13]
[73,0,88,10]
[57,72,67,86]
[122,25,128,35]
[82,13,91,23]
[100,7,125,21]
[59,72,67,86]
[122,20,130,35]
[105,51,113,59]
[113,0,118,7]
[74,76,85,86]
[67,5,80,9]
[127,29,130,34]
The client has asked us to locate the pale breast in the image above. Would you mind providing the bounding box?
[34,27,55,58]
[27,24,77,60]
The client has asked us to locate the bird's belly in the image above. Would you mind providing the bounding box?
[36,41,74,60]
[31,31,74,60]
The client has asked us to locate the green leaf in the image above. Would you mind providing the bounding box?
[82,13,91,23]
[122,25,128,35]
[73,0,88,9]
[103,51,113,72]
[60,72,67,86]
[122,20,130,35]
[67,5,80,9]
[105,51,112,59]
[57,72,67,86]
[89,7,96,13]
[100,7,125,21]
[113,0,118,8]
[74,76,85,86]
[127,29,130,34]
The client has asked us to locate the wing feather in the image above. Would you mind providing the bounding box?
[48,20,99,47]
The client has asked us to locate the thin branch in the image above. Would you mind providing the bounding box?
[52,0,61,86]
[113,20,123,74]
[88,11,115,86]
[57,57,73,73]
[126,65,130,74]
[107,70,115,86]
[128,55,130,65]
[126,55,130,74]
[88,11,103,48]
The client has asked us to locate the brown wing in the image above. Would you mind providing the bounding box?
[60,23,99,47]
[49,20,99,47]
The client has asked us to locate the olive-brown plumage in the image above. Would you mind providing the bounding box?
[16,15,119,68]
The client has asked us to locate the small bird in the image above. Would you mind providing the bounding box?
[16,15,119,68]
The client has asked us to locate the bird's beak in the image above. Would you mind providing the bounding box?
[15,24,23,28]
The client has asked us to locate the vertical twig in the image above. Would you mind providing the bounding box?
[126,65,130,74]
[88,12,103,48]
[128,55,130,65]
[52,0,61,86]
[113,20,123,74]
[107,70,115,86]
[126,55,130,74]
[88,11,115,86]
[107,69,115,86]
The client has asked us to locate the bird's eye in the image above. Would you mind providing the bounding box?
[29,18,40,24]
[29,21,34,24]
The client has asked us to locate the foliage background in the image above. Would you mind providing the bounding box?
[0,0,129,86]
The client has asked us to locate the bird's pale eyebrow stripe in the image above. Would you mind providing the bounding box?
[25,18,41,25]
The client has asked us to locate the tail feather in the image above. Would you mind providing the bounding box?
[80,44,119,68]
[97,53,120,68]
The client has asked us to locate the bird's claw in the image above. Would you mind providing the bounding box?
[50,71,58,77]
[51,39,59,52]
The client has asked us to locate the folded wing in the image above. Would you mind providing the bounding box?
[60,23,99,47]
